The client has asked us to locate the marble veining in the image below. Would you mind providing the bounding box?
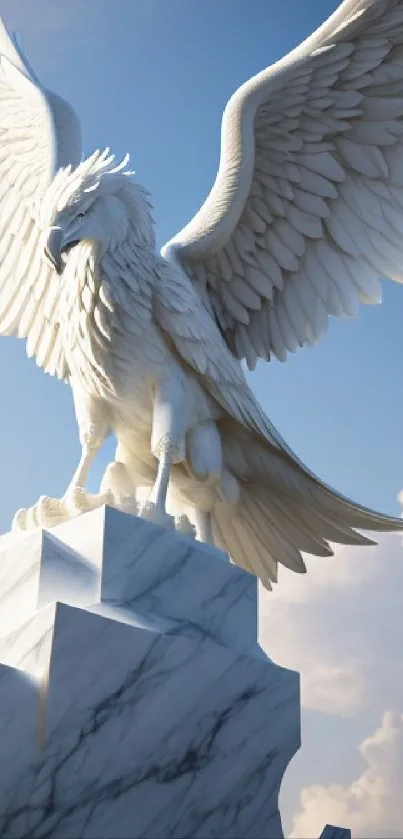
[0,603,56,675]
[0,509,301,838]
[0,602,299,838]
[100,506,259,654]
[0,530,43,638]
[0,664,40,818]
[0,507,259,655]
[0,525,99,639]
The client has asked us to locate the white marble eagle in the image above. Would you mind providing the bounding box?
[1,0,403,589]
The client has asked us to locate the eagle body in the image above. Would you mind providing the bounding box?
[60,234,222,475]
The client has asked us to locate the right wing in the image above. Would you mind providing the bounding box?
[0,18,82,379]
[162,0,403,368]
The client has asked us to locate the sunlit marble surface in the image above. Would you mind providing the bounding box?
[0,506,258,654]
[0,506,300,838]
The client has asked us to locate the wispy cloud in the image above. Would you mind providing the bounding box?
[259,534,403,716]
[259,534,403,835]
[290,712,403,838]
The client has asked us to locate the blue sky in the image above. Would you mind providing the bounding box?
[1,2,403,835]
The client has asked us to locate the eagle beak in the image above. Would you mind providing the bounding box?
[44,226,64,274]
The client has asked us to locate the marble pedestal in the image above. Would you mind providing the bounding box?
[0,505,347,838]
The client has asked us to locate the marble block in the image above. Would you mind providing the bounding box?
[0,665,40,816]
[0,506,300,838]
[0,506,258,654]
[319,828,351,839]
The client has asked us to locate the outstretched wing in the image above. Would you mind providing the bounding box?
[162,0,403,368]
[0,19,81,378]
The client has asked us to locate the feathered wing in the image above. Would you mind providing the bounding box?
[154,257,285,447]
[210,420,400,589]
[162,0,403,368]
[154,259,403,590]
[0,19,82,378]
[155,0,403,584]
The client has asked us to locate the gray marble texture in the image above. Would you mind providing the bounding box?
[320,827,351,839]
[0,507,258,655]
[0,507,300,838]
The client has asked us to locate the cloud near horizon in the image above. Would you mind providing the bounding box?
[258,532,403,836]
[259,533,403,717]
[289,711,403,838]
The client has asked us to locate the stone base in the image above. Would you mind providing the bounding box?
[0,506,300,838]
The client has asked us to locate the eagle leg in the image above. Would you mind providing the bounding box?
[193,508,214,544]
[139,449,176,529]
[138,377,188,529]
[64,442,98,498]
[12,418,111,532]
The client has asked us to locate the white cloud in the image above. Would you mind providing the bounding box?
[259,534,403,716]
[289,711,403,838]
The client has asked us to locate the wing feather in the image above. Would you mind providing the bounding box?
[0,19,82,378]
[162,0,403,365]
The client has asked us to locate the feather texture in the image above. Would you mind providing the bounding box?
[162,0,403,363]
[0,20,82,378]
[1,8,403,591]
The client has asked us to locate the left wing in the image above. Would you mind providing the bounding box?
[161,0,403,368]
[0,19,81,378]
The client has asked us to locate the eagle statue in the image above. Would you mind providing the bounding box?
[1,0,403,589]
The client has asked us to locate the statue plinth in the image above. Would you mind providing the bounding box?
[0,506,300,838]
[0,507,350,838]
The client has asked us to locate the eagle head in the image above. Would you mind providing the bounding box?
[42,148,155,274]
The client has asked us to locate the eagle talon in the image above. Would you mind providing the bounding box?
[139,500,175,530]
[63,487,112,515]
[11,507,28,532]
[11,489,113,532]
[175,514,196,539]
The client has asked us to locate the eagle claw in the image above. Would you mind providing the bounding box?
[138,500,175,530]
[11,488,112,532]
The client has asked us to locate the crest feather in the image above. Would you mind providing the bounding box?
[41,149,134,223]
